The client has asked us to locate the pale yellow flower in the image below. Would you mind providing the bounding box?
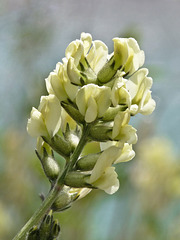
[89,146,121,182]
[100,141,135,164]
[26,32,156,197]
[86,39,108,74]
[65,39,84,64]
[126,68,156,115]
[65,37,95,85]
[91,167,119,194]
[86,141,135,194]
[80,32,92,56]
[111,77,131,107]
[86,146,121,194]
[45,62,78,102]
[76,84,111,123]
[66,33,108,85]
[114,143,135,163]
[112,111,137,144]
[113,37,145,75]
[27,108,47,137]
[69,187,91,200]
[27,94,61,138]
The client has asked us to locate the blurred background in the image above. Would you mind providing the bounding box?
[0,0,180,239]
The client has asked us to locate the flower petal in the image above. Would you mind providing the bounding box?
[39,95,61,137]
[89,146,121,183]
[27,107,47,137]
[114,143,135,163]
[90,167,119,194]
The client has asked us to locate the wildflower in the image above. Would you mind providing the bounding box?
[66,32,108,86]
[111,110,137,144]
[27,32,155,198]
[85,146,121,194]
[27,94,61,138]
[126,68,156,115]
[113,37,145,76]
[76,84,111,123]
[45,62,78,102]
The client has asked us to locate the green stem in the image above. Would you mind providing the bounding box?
[12,184,62,240]
[58,124,90,184]
[12,124,90,240]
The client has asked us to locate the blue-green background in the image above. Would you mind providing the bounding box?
[0,0,180,239]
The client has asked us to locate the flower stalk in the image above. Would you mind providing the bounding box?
[13,123,90,240]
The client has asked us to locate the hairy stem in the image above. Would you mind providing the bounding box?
[12,184,62,240]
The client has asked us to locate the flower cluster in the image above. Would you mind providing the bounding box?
[27,33,155,206]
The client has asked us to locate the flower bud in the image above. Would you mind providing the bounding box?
[63,125,80,151]
[41,155,60,182]
[51,188,72,212]
[36,138,60,182]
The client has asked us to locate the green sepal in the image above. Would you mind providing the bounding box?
[102,105,128,122]
[49,220,61,239]
[51,188,72,212]
[61,102,85,124]
[35,149,60,182]
[76,152,101,171]
[27,226,39,240]
[38,210,53,239]
[89,124,112,142]
[63,124,80,151]
[64,171,91,188]
[97,55,118,84]
[44,134,72,157]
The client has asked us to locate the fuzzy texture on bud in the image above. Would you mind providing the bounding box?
[36,138,60,181]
